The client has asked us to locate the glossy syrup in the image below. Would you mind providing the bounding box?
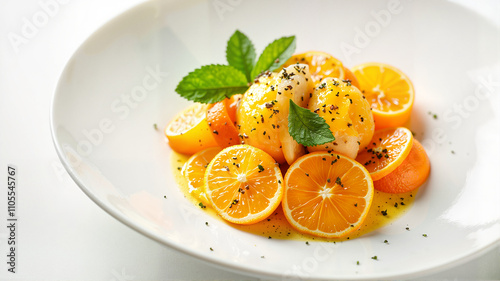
[171,152,416,242]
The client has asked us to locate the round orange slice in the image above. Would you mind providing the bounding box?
[374,139,430,193]
[165,103,218,155]
[204,145,284,224]
[283,51,345,85]
[282,152,374,238]
[356,127,413,181]
[182,147,222,206]
[351,63,415,129]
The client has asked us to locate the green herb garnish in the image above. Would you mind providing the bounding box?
[251,36,296,79]
[175,30,295,103]
[175,64,248,104]
[226,30,256,82]
[288,100,335,147]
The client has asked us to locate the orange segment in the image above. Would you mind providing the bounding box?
[207,97,241,148]
[181,147,221,206]
[374,139,430,193]
[165,103,218,155]
[204,145,284,224]
[283,51,345,85]
[356,127,413,181]
[282,152,374,238]
[351,63,415,129]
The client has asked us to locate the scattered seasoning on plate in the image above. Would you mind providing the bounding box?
[371,256,378,260]
[406,226,410,231]
[153,123,158,130]
[205,222,209,226]
[305,241,309,245]
[261,256,265,259]
[422,234,428,237]
[384,240,389,244]
[210,247,214,251]
[199,202,206,209]
[356,261,360,265]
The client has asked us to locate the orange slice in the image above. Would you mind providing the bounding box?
[374,139,430,193]
[181,147,221,206]
[165,103,218,155]
[207,96,241,148]
[283,51,345,85]
[351,63,415,129]
[356,127,413,181]
[282,152,374,238]
[204,145,284,224]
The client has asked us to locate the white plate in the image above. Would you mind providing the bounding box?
[51,0,500,279]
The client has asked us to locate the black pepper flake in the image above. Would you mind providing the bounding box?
[210,247,213,251]
[213,130,219,135]
[381,209,388,216]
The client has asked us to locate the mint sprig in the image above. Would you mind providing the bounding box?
[226,30,256,83]
[175,65,248,104]
[175,31,295,104]
[288,100,335,147]
[251,36,296,79]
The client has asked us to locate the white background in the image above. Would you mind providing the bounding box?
[1,0,499,280]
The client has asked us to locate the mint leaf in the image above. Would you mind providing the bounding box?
[175,64,248,104]
[251,36,296,79]
[226,30,256,83]
[288,100,335,147]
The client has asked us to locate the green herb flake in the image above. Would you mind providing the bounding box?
[258,164,264,172]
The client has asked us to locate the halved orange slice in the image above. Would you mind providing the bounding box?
[352,63,415,129]
[356,127,413,181]
[207,96,241,148]
[374,139,430,193]
[182,147,221,206]
[204,145,284,224]
[165,103,218,155]
[282,152,374,238]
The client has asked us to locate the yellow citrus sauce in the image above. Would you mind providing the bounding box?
[171,151,416,242]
